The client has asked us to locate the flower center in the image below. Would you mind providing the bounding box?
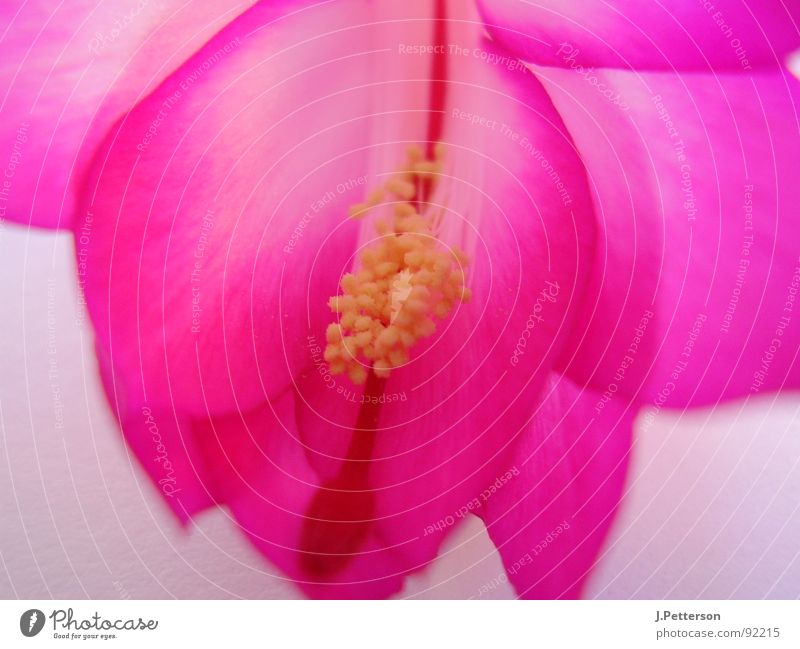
[299,0,455,580]
[324,144,471,384]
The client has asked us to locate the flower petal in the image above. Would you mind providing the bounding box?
[477,0,800,72]
[477,373,634,598]
[83,0,600,594]
[81,0,414,415]
[94,343,215,523]
[538,67,800,408]
[0,0,250,229]
[291,13,597,580]
[189,393,407,599]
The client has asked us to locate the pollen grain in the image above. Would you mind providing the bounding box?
[325,145,470,384]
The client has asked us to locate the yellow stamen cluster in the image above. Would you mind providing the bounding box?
[324,145,471,385]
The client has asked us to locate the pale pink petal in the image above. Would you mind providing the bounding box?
[291,11,597,577]
[95,345,215,522]
[477,0,800,72]
[81,0,415,415]
[81,0,600,593]
[538,67,800,407]
[118,405,216,524]
[478,373,634,598]
[190,393,406,599]
[0,1,251,229]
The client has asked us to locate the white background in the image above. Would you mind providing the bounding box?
[1,227,798,599]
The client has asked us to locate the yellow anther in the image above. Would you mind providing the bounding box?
[340,312,357,330]
[388,348,408,366]
[348,364,368,385]
[394,202,416,218]
[354,315,373,331]
[360,281,379,296]
[325,144,470,384]
[404,250,425,267]
[377,326,399,348]
[367,188,384,206]
[413,318,436,338]
[396,217,429,234]
[373,359,392,378]
[326,323,342,343]
[413,268,434,286]
[348,202,369,219]
[433,301,450,319]
[413,160,441,180]
[375,261,400,278]
[341,274,358,293]
[399,329,416,347]
[406,144,424,163]
[385,177,416,200]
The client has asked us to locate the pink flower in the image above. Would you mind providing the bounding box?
[3,0,799,598]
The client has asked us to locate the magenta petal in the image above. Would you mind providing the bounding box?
[95,344,215,523]
[190,393,406,599]
[80,0,599,595]
[477,0,800,72]
[540,67,800,407]
[0,1,249,229]
[80,0,401,415]
[478,373,634,598]
[294,38,596,578]
[118,405,215,524]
